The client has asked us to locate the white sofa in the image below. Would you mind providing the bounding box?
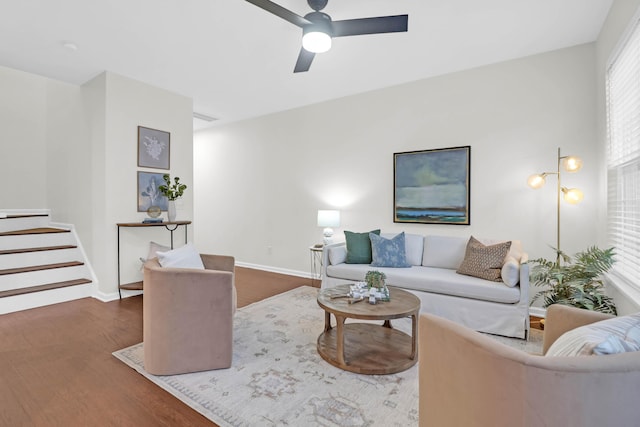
[320,233,530,339]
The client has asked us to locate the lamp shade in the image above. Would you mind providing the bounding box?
[563,156,583,172]
[527,174,546,189]
[317,210,340,227]
[562,187,584,204]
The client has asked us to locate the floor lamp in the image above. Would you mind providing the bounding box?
[527,147,583,265]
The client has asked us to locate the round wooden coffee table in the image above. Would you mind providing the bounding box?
[316,284,420,375]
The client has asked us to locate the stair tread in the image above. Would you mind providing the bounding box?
[0,227,70,237]
[0,261,84,276]
[0,214,49,219]
[0,278,91,298]
[0,245,77,255]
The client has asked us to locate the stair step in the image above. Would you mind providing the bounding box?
[0,227,70,237]
[0,261,84,276]
[0,214,49,219]
[0,245,77,255]
[0,278,91,298]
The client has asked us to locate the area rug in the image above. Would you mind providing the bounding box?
[113,286,542,427]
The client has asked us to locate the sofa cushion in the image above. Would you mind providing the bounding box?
[501,256,520,287]
[382,232,424,266]
[546,312,640,357]
[370,232,411,268]
[422,235,468,269]
[156,242,205,270]
[456,237,511,281]
[325,264,520,303]
[345,229,380,264]
[328,244,347,265]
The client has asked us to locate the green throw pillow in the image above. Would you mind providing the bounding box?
[345,229,381,264]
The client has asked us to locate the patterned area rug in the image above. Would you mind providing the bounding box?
[113,286,542,426]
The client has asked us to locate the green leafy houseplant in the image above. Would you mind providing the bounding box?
[530,246,617,315]
[365,270,386,289]
[158,174,187,201]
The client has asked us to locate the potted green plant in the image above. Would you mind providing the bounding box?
[158,174,187,222]
[530,246,617,315]
[365,270,390,301]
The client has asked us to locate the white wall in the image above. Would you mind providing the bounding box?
[84,72,194,298]
[195,44,599,286]
[0,66,194,299]
[595,0,640,314]
[1,66,49,208]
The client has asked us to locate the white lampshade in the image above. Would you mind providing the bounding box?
[317,210,340,227]
[317,210,340,245]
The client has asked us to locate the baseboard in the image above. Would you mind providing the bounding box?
[93,288,143,302]
[236,262,311,279]
[529,307,546,318]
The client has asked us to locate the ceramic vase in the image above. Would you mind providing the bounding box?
[167,200,177,222]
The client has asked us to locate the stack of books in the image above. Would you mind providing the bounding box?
[142,218,164,224]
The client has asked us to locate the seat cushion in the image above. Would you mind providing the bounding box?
[326,264,520,304]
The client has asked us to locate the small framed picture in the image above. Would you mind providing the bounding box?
[138,172,169,212]
[138,126,170,169]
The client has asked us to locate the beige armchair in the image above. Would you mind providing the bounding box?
[143,254,236,375]
[419,305,640,427]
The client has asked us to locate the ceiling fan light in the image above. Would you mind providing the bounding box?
[302,30,331,53]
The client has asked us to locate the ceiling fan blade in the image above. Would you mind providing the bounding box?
[245,0,311,28]
[332,15,408,37]
[294,48,315,73]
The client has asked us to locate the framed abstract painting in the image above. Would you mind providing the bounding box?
[394,146,471,225]
[138,126,170,170]
[137,171,169,212]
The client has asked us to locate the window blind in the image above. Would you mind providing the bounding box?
[607,14,640,289]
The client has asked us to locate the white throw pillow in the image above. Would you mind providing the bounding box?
[156,242,205,270]
[139,241,171,270]
[501,256,520,287]
[328,245,347,265]
[546,312,640,357]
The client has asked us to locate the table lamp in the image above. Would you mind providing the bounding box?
[317,210,340,245]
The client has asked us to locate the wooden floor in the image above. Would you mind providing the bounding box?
[0,267,311,427]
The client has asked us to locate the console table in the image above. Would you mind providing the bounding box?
[116,221,191,299]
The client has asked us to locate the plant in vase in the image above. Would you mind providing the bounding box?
[365,270,390,301]
[530,246,617,315]
[158,174,187,222]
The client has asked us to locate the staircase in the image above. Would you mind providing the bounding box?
[0,210,96,314]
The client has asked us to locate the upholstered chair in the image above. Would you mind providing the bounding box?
[419,304,640,427]
[142,254,236,375]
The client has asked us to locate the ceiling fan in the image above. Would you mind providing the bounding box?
[245,0,408,73]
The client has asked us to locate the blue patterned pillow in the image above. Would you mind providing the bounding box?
[369,232,411,268]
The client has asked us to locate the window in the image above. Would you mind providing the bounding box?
[606,13,640,291]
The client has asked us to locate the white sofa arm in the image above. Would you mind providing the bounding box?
[320,241,345,281]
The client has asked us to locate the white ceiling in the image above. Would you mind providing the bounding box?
[0,1,613,129]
